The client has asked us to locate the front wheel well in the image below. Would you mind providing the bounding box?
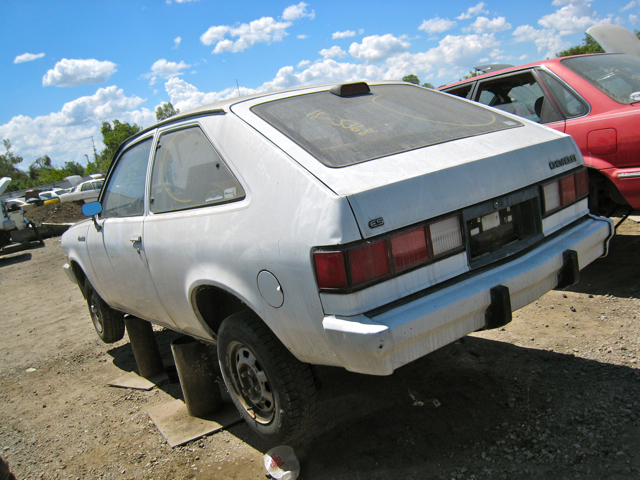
[70,261,88,298]
[194,285,247,335]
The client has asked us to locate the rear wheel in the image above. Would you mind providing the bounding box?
[217,310,317,443]
[84,278,125,343]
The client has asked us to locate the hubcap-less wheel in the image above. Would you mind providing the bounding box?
[227,341,274,424]
[87,288,104,334]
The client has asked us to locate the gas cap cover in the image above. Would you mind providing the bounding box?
[257,270,284,308]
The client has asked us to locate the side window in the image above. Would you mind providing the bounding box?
[150,126,245,214]
[444,84,473,99]
[100,138,152,219]
[536,70,589,118]
[476,72,563,124]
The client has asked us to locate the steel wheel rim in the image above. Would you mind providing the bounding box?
[88,289,104,334]
[227,340,275,424]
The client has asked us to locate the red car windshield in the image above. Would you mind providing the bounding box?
[562,54,640,105]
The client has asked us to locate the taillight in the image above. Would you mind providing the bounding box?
[390,227,429,272]
[349,240,390,286]
[429,216,464,257]
[542,168,589,215]
[313,251,348,290]
[314,215,464,292]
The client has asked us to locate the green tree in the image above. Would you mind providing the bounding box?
[402,74,421,85]
[62,161,85,177]
[0,139,30,191]
[155,102,180,121]
[86,120,142,174]
[557,30,640,57]
[402,74,435,89]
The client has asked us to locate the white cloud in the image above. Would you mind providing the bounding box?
[282,2,315,20]
[333,30,356,39]
[150,59,191,77]
[0,86,153,166]
[513,25,569,58]
[42,59,117,87]
[14,53,45,64]
[538,1,610,35]
[349,34,410,63]
[630,13,638,23]
[298,34,308,39]
[200,17,292,53]
[173,36,182,49]
[457,2,488,20]
[467,16,512,33]
[320,46,347,59]
[621,1,637,11]
[419,17,456,34]
[297,60,311,68]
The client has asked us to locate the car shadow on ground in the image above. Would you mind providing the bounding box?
[0,252,32,267]
[565,228,640,300]
[228,336,639,479]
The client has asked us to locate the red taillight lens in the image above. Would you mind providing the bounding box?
[313,251,348,290]
[560,175,576,205]
[542,168,588,215]
[348,239,391,286]
[575,168,589,198]
[390,227,429,271]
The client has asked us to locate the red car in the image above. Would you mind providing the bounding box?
[440,53,640,216]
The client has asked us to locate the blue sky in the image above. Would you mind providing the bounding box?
[1,0,638,168]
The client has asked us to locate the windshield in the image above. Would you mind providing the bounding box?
[561,54,640,104]
[252,84,522,167]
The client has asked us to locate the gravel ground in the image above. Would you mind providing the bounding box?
[0,218,638,480]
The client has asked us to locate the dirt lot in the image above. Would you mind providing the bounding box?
[0,218,639,480]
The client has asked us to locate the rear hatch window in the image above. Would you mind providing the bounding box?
[562,54,640,104]
[252,84,522,167]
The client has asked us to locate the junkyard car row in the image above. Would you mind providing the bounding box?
[62,80,614,441]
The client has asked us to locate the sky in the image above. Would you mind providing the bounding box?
[1,0,639,169]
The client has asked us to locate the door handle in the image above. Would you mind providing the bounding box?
[129,235,142,243]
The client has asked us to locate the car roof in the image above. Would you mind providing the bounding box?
[439,53,623,89]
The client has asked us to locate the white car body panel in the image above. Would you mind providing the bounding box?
[62,81,614,376]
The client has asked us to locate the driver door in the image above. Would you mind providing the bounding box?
[86,135,176,327]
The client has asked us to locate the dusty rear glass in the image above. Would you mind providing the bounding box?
[252,84,522,167]
[562,54,640,104]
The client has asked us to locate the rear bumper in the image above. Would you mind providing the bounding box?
[322,215,613,376]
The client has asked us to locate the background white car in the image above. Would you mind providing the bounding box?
[62,81,613,442]
[59,179,104,203]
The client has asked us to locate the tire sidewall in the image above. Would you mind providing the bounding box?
[217,313,290,441]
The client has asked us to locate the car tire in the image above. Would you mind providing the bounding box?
[217,310,317,442]
[84,278,125,344]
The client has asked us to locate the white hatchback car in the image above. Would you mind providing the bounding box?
[62,81,613,441]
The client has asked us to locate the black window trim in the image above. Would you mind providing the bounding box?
[533,66,591,120]
[147,121,247,215]
[98,133,156,219]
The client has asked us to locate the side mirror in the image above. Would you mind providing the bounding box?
[82,202,103,231]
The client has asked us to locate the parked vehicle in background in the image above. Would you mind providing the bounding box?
[4,198,32,212]
[62,81,613,442]
[440,53,640,216]
[59,179,104,203]
[39,188,67,201]
[1,178,28,250]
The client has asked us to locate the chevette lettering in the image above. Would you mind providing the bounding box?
[549,154,577,170]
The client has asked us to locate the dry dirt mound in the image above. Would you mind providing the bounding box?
[24,202,85,225]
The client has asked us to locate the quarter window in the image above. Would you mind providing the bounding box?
[101,138,152,219]
[536,70,588,118]
[476,71,563,124]
[150,126,245,214]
